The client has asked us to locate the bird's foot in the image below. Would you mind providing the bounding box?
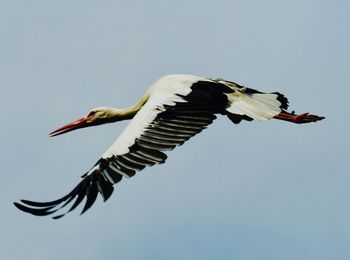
[274,111,325,124]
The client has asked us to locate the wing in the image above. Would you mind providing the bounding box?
[14,75,233,219]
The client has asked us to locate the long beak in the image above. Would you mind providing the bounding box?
[49,117,89,137]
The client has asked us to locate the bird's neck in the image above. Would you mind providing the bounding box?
[109,93,149,122]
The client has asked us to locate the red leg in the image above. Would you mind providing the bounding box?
[274,111,325,124]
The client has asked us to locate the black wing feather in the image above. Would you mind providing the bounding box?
[14,170,117,219]
[97,175,114,201]
[13,202,57,216]
[81,180,99,214]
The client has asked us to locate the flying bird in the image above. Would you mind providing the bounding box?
[14,74,324,219]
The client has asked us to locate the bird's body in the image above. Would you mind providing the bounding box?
[14,74,324,219]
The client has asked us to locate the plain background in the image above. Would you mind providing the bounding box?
[1,0,349,259]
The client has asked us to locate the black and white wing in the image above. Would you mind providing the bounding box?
[14,75,233,219]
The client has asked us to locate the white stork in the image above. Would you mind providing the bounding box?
[14,74,324,219]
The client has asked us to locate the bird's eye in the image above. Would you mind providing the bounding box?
[88,111,96,117]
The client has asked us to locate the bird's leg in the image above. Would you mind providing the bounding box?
[273,110,325,124]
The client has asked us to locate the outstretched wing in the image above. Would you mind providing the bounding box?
[14,75,233,219]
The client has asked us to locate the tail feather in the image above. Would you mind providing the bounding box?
[221,80,323,125]
[226,91,288,121]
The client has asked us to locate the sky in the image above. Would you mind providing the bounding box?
[1,0,349,259]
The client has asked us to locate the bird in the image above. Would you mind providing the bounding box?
[14,74,324,219]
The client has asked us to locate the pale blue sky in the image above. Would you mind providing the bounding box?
[1,0,349,259]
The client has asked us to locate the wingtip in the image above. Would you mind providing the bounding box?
[13,201,31,214]
[52,214,65,220]
[13,201,21,209]
[14,160,119,219]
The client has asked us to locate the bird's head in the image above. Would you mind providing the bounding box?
[49,107,122,137]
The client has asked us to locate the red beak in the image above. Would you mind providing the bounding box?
[49,117,89,137]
